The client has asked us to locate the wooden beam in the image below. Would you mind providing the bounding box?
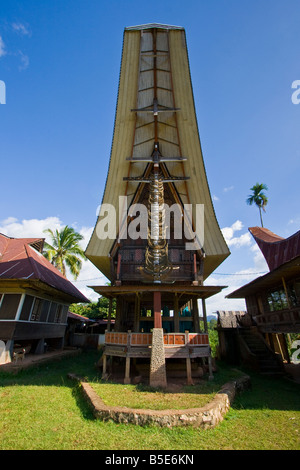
[134,293,141,332]
[282,276,292,309]
[201,298,208,333]
[102,354,107,379]
[116,253,122,282]
[192,297,200,333]
[186,357,193,385]
[153,291,162,328]
[124,356,131,384]
[107,297,112,332]
[174,293,179,332]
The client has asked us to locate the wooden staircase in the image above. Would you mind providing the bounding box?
[238,328,284,376]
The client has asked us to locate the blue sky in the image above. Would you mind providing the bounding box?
[0,0,300,314]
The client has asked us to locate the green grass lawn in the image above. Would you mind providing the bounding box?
[0,350,299,450]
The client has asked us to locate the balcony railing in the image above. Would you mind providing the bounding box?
[105,331,209,347]
[255,307,300,330]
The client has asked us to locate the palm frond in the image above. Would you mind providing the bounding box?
[42,225,86,279]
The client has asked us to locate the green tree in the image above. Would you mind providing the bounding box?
[69,296,116,320]
[246,183,268,227]
[43,225,86,279]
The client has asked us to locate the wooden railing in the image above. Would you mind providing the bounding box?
[105,331,209,347]
[255,307,300,329]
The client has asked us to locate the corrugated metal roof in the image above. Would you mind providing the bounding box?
[67,311,93,322]
[0,233,89,303]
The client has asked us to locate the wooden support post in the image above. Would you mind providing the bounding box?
[208,356,214,381]
[102,354,107,379]
[174,293,179,332]
[134,293,140,332]
[153,291,162,329]
[116,253,122,285]
[192,297,200,333]
[282,277,291,309]
[193,253,198,285]
[124,356,131,384]
[202,298,208,333]
[186,357,193,385]
[115,297,122,331]
[107,297,112,332]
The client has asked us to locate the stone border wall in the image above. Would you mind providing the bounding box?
[68,373,251,429]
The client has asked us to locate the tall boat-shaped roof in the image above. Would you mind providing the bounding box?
[86,24,229,280]
[248,226,300,271]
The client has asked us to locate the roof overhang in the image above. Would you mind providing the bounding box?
[227,256,300,299]
[89,284,227,302]
[0,278,89,304]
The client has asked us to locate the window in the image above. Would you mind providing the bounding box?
[20,295,34,321]
[40,300,50,322]
[287,285,298,307]
[48,302,58,323]
[0,294,22,320]
[55,305,63,323]
[61,305,69,324]
[267,284,298,312]
[30,298,43,321]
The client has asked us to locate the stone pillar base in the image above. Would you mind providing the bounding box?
[150,328,167,388]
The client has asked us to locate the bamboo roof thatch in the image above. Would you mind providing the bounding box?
[86,24,230,280]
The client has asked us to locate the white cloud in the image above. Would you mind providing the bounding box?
[289,217,300,226]
[69,224,107,302]
[204,269,255,317]
[249,243,269,272]
[221,220,252,248]
[70,261,106,303]
[203,220,269,316]
[1,217,18,225]
[212,195,219,201]
[0,216,64,239]
[223,185,234,193]
[18,51,29,70]
[12,22,31,36]
[0,36,6,58]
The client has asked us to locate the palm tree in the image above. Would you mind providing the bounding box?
[43,226,86,279]
[246,183,268,227]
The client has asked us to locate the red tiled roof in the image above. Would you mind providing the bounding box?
[67,311,92,322]
[0,233,89,303]
[249,227,300,271]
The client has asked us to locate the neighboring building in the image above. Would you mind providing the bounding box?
[0,233,89,364]
[85,24,230,386]
[225,227,300,371]
[66,312,115,349]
